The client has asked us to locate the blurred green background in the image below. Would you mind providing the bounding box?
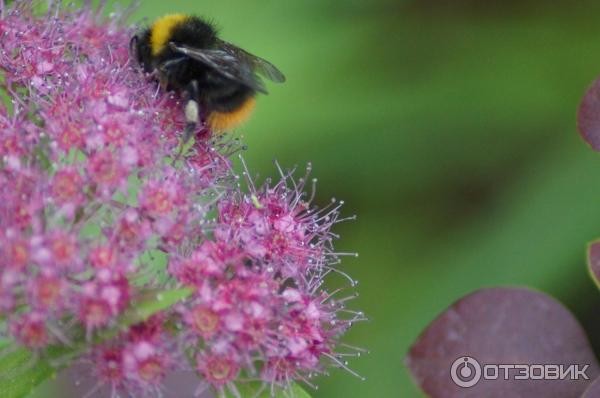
[32,0,600,396]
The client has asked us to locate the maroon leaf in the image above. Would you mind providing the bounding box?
[578,76,600,151]
[582,376,600,398]
[588,240,600,288]
[406,287,599,398]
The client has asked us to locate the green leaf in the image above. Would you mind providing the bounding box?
[232,382,312,398]
[0,344,70,398]
[0,287,193,398]
[118,287,193,330]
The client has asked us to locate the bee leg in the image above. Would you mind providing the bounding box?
[182,79,201,144]
[156,57,186,90]
[129,35,138,61]
[172,80,201,165]
[159,77,169,91]
[158,57,186,74]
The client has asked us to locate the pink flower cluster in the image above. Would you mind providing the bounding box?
[0,2,363,396]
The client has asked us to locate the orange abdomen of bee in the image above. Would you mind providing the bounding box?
[207,97,256,132]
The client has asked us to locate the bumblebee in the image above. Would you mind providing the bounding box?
[131,14,285,141]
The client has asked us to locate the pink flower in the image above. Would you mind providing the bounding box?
[0,2,362,396]
[196,352,240,387]
[94,346,127,389]
[88,150,128,189]
[123,341,168,385]
[10,312,49,349]
[28,273,69,311]
[48,231,79,268]
[79,276,130,331]
[185,305,221,338]
[89,245,119,269]
[51,168,85,206]
[140,179,184,217]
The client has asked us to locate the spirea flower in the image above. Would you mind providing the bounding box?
[0,1,364,396]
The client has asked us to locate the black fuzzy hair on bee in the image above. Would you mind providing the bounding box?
[130,14,285,143]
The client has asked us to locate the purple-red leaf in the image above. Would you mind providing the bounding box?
[406,287,599,398]
[588,240,600,288]
[578,76,600,151]
[582,376,600,398]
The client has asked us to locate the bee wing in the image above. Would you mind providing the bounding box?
[217,39,286,83]
[169,42,267,94]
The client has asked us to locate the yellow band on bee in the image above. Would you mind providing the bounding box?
[150,14,190,55]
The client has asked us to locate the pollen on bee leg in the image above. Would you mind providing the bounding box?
[185,100,199,124]
[181,99,200,144]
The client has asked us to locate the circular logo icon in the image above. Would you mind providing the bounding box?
[451,356,482,388]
